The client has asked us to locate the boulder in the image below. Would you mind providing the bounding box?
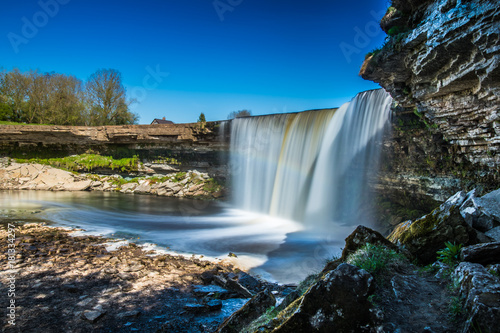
[460,189,500,233]
[119,183,137,193]
[461,242,500,266]
[323,225,400,273]
[133,182,151,194]
[216,290,276,333]
[454,262,500,333]
[341,225,399,259]
[388,191,478,264]
[63,180,92,191]
[271,263,374,333]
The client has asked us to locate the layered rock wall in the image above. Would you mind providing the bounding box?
[361,0,500,173]
[0,122,230,179]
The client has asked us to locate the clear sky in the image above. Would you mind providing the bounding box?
[1,0,389,124]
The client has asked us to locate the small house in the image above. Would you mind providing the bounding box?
[151,117,174,125]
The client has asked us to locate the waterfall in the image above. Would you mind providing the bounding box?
[230,89,393,231]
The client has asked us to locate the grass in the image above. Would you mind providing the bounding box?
[203,178,222,193]
[346,243,407,275]
[449,295,464,320]
[0,121,52,126]
[172,172,187,182]
[15,153,141,173]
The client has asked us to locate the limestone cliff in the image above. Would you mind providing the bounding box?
[361,0,500,173]
[0,122,230,179]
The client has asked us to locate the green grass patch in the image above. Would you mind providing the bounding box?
[203,178,222,193]
[0,121,52,126]
[172,172,187,182]
[346,243,407,275]
[15,153,141,173]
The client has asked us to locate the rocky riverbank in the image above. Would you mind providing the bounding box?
[0,158,225,200]
[0,222,291,333]
[213,189,500,333]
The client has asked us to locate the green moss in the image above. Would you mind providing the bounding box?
[172,172,186,182]
[388,26,404,36]
[399,210,442,244]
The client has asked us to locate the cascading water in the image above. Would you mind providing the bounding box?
[230,89,393,232]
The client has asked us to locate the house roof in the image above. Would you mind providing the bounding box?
[151,119,174,125]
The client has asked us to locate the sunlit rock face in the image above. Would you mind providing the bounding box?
[361,0,500,171]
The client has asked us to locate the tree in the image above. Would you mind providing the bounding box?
[198,112,206,123]
[85,69,137,126]
[48,74,86,125]
[227,109,251,120]
[0,68,29,122]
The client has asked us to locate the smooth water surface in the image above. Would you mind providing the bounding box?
[0,190,343,283]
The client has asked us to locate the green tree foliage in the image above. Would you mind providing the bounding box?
[197,112,206,123]
[0,67,138,126]
[227,109,251,120]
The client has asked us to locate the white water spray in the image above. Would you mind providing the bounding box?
[230,89,393,231]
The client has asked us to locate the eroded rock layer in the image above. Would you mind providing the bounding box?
[361,0,500,171]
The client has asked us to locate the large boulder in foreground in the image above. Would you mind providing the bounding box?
[272,264,374,333]
[388,191,478,264]
[216,290,275,333]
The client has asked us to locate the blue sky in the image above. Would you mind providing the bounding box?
[1,0,389,124]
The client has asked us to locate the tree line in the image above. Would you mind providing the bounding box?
[0,68,138,126]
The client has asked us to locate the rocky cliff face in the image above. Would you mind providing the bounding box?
[361,0,500,173]
[0,122,230,179]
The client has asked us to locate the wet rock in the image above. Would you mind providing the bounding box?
[192,285,230,299]
[237,272,264,294]
[81,310,106,323]
[214,275,253,298]
[388,191,478,264]
[461,242,500,266]
[271,263,374,333]
[116,310,141,319]
[183,303,207,313]
[486,227,500,242]
[454,262,500,333]
[206,299,223,311]
[216,290,276,333]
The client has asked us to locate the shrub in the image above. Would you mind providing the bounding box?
[436,242,463,267]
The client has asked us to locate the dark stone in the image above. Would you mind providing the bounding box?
[454,262,500,333]
[183,303,207,313]
[216,290,276,333]
[273,264,375,333]
[206,300,223,311]
[116,310,141,319]
[323,225,401,274]
[200,270,216,284]
[63,284,80,293]
[213,275,253,298]
[461,242,500,266]
[236,272,264,294]
[341,225,399,260]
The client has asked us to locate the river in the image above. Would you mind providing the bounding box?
[0,190,345,283]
